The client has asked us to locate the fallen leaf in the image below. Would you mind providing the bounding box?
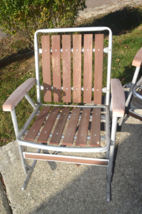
[116,59,120,61]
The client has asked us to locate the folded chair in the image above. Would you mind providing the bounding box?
[3,27,125,201]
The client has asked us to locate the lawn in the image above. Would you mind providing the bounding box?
[0,5,142,145]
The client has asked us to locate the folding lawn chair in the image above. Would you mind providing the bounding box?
[3,27,125,201]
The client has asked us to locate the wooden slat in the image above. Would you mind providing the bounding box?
[73,35,82,103]
[62,108,80,145]
[83,34,93,103]
[76,108,91,146]
[94,34,104,104]
[50,108,70,144]
[62,35,71,103]
[90,108,101,147]
[52,35,61,102]
[42,36,51,102]
[37,107,60,143]
[24,153,109,166]
[25,107,50,141]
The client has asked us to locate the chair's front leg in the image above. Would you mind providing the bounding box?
[107,116,118,201]
[11,109,28,175]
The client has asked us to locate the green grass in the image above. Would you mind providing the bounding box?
[1,5,142,145]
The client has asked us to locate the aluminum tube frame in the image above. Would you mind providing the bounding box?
[25,93,36,109]
[42,103,106,109]
[11,110,28,174]
[106,116,118,201]
[119,66,140,125]
[22,148,41,190]
[34,27,112,105]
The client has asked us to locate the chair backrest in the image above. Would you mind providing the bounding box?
[34,27,112,105]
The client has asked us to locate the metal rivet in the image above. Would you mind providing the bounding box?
[94,134,96,136]
[98,49,100,51]
[46,88,48,89]
[45,131,47,133]
[96,113,97,115]
[76,88,78,90]
[69,133,70,135]
[97,142,99,144]
[66,88,68,90]
[57,133,58,135]
[33,130,35,132]
[45,50,47,51]
[66,49,68,51]
[97,89,99,91]
[87,49,89,51]
[55,49,57,51]
[86,89,88,90]
[81,134,83,136]
[76,49,78,51]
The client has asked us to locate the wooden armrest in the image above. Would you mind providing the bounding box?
[3,78,36,111]
[111,79,125,117]
[132,47,142,67]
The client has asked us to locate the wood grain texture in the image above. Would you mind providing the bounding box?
[62,108,80,145]
[83,34,93,103]
[111,79,125,117]
[25,107,50,141]
[37,107,60,143]
[73,35,82,103]
[132,47,142,67]
[24,153,109,166]
[76,108,91,146]
[42,36,51,102]
[90,108,101,147]
[62,35,71,103]
[52,35,61,102]
[50,108,70,144]
[94,34,104,104]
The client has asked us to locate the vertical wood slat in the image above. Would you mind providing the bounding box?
[25,107,51,141]
[83,34,93,103]
[37,107,60,143]
[62,108,80,145]
[73,35,82,103]
[94,34,104,104]
[42,36,51,102]
[50,108,70,145]
[52,35,61,102]
[90,108,101,147]
[76,108,91,146]
[62,35,71,103]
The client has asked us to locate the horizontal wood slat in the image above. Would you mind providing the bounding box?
[24,153,109,166]
[52,35,61,102]
[62,108,80,145]
[90,108,101,147]
[62,35,71,103]
[94,34,104,104]
[76,108,91,146]
[83,34,93,103]
[25,107,50,141]
[50,108,70,144]
[73,34,82,103]
[37,107,60,143]
[42,36,51,102]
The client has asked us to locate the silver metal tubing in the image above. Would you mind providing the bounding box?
[39,47,109,54]
[39,85,107,93]
[18,139,109,153]
[11,109,19,137]
[18,104,41,139]
[22,148,41,190]
[132,77,142,100]
[25,93,36,109]
[42,103,106,109]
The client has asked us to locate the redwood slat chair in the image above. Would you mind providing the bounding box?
[3,27,125,201]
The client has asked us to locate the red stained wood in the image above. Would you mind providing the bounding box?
[62,35,71,103]
[24,153,109,166]
[50,108,70,144]
[37,107,60,143]
[76,108,91,146]
[90,108,101,147]
[52,35,61,102]
[73,35,82,103]
[42,36,51,102]
[62,108,80,145]
[83,34,93,103]
[94,34,104,104]
[25,107,50,141]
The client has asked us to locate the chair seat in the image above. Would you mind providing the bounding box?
[24,106,107,147]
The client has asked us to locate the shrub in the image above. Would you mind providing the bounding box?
[0,0,85,48]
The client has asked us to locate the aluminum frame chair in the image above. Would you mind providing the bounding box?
[3,27,125,201]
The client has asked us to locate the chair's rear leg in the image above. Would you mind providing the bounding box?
[106,116,118,201]
[22,148,41,190]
